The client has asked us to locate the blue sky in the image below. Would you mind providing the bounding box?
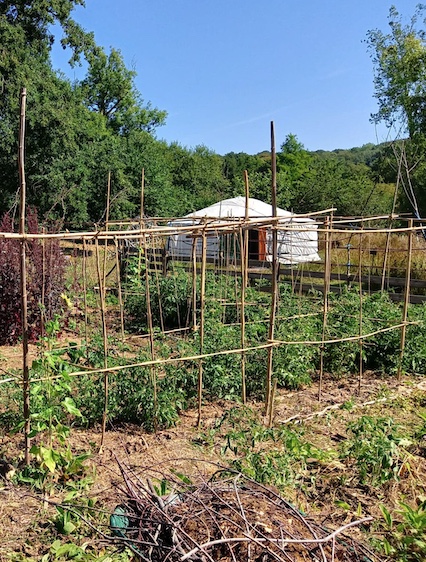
[51,1,421,155]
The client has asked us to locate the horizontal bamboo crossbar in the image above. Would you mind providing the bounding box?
[24,321,416,384]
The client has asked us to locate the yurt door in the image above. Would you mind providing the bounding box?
[248,229,267,261]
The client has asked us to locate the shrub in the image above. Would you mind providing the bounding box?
[0,210,65,344]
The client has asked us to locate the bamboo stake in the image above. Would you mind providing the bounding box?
[152,238,165,333]
[82,239,89,354]
[196,227,207,428]
[139,169,145,274]
[102,171,111,288]
[381,148,403,291]
[18,87,30,465]
[239,171,250,404]
[358,226,363,394]
[143,232,158,430]
[244,171,250,288]
[398,218,414,380]
[191,235,197,331]
[223,233,230,324]
[233,230,240,330]
[239,227,247,404]
[41,226,46,342]
[265,121,278,420]
[114,238,125,343]
[318,216,331,401]
[95,237,109,449]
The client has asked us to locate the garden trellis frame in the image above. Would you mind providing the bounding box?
[2,208,424,463]
[6,106,426,464]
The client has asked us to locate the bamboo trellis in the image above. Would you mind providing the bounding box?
[2,204,424,461]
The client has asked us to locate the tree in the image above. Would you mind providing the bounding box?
[367,5,426,217]
[0,1,169,226]
[367,4,426,138]
[81,47,167,135]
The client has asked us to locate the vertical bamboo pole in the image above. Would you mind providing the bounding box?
[243,170,250,289]
[139,169,145,275]
[41,226,46,342]
[381,150,402,292]
[114,238,125,343]
[102,171,111,288]
[358,226,363,394]
[95,237,109,449]
[152,238,165,333]
[233,230,239,321]
[140,168,145,224]
[223,234,231,324]
[196,227,207,428]
[265,121,278,420]
[318,216,331,401]
[143,232,158,430]
[191,235,198,331]
[397,219,414,380]
[82,238,89,354]
[240,227,247,405]
[239,171,250,404]
[18,87,30,465]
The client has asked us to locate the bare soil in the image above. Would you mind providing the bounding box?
[0,368,425,560]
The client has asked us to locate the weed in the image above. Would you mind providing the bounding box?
[340,415,408,485]
[377,502,426,561]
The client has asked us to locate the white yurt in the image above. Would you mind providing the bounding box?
[167,197,320,265]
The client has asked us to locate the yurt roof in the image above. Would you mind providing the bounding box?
[184,197,312,222]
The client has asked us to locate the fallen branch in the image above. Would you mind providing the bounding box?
[180,517,373,561]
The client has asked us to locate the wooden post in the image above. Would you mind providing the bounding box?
[358,227,363,394]
[139,168,145,273]
[41,226,46,342]
[114,238,125,343]
[238,170,251,404]
[102,171,111,288]
[82,238,89,355]
[240,227,247,404]
[196,227,207,428]
[18,87,30,465]
[95,237,109,449]
[397,219,414,380]
[191,235,198,331]
[265,121,278,421]
[318,216,331,401]
[243,170,250,288]
[381,144,403,290]
[144,232,158,430]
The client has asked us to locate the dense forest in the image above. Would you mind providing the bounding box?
[1,1,426,228]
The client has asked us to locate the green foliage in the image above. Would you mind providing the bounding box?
[13,539,133,561]
[125,259,194,331]
[17,320,92,493]
[198,406,328,490]
[366,5,426,216]
[340,415,408,485]
[378,502,426,561]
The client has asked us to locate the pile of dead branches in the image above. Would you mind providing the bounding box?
[110,460,379,562]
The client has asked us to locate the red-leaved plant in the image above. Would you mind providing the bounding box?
[0,209,65,344]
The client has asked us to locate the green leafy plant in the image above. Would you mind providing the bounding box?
[340,415,408,485]
[377,502,426,561]
[17,319,92,493]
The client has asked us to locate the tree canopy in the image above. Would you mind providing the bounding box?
[0,1,404,227]
[367,5,426,217]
